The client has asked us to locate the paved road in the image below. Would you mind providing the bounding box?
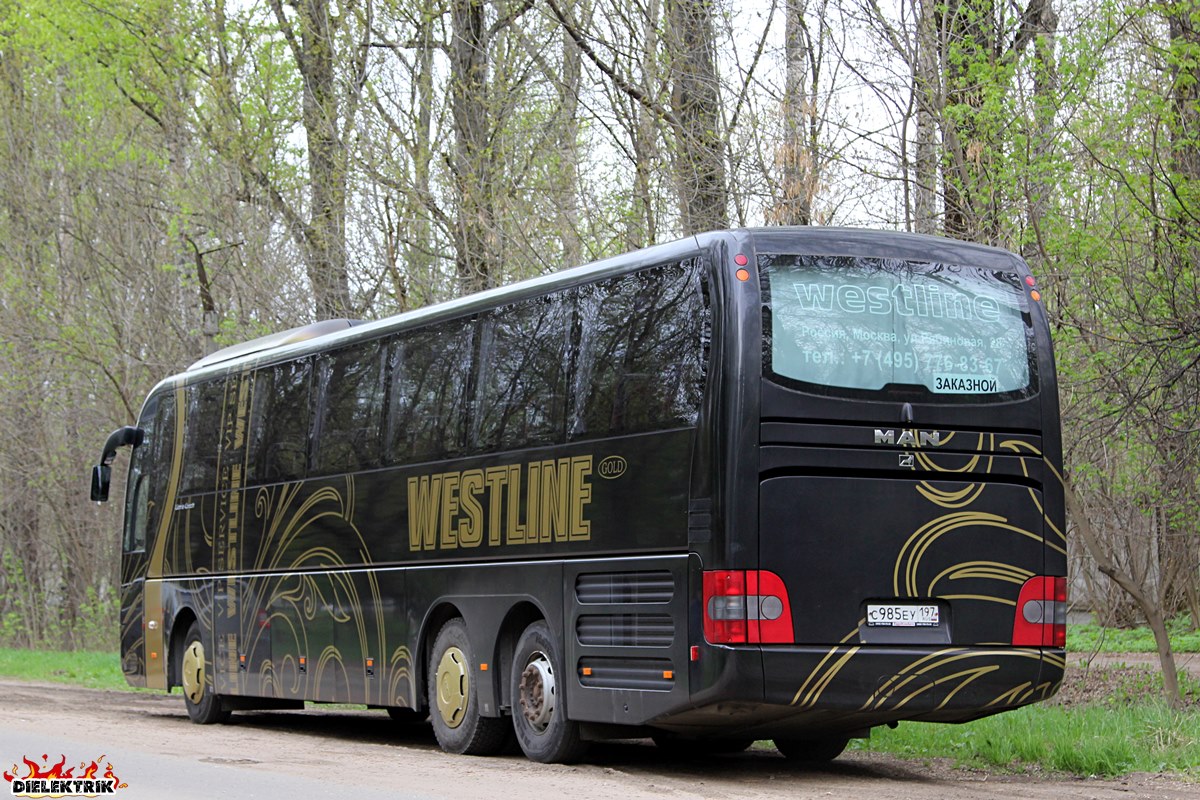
[0,679,1195,800]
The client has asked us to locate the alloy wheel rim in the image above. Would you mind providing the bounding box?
[435,646,469,728]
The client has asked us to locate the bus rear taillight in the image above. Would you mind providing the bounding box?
[1012,576,1066,647]
[703,570,794,644]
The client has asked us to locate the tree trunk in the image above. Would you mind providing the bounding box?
[665,0,729,233]
[913,0,939,234]
[1023,0,1058,266]
[298,0,353,318]
[558,0,587,267]
[450,0,497,293]
[628,0,663,249]
[776,0,814,226]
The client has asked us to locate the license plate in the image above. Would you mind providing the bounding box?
[866,603,940,628]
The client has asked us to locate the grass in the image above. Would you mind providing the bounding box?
[1068,616,1200,654]
[0,648,134,691]
[847,703,1200,777]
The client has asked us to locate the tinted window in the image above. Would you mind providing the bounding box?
[181,379,225,494]
[475,294,572,451]
[762,254,1036,401]
[124,396,159,551]
[572,258,707,438]
[312,342,386,475]
[387,318,474,463]
[248,359,312,484]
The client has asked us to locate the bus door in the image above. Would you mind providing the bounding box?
[119,393,176,688]
[756,253,1059,653]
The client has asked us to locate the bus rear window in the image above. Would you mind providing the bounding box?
[762,254,1035,400]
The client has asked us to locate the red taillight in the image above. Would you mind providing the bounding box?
[1012,576,1066,647]
[703,570,794,644]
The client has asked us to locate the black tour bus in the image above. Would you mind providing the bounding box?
[91,228,1066,763]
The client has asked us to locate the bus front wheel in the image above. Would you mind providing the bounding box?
[427,618,509,755]
[773,736,849,762]
[180,621,230,724]
[510,621,586,763]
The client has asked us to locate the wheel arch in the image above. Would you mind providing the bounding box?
[167,606,199,690]
[494,601,546,712]
[416,601,465,710]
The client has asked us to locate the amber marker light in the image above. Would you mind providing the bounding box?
[479,663,488,672]
[1031,290,1042,302]
[736,268,750,282]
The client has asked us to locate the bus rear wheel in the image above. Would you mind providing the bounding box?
[510,621,586,763]
[773,736,849,762]
[427,618,509,755]
[180,621,230,724]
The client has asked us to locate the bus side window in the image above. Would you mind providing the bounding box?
[123,397,161,552]
[474,293,571,453]
[181,380,226,494]
[312,342,385,476]
[387,318,474,464]
[574,259,706,438]
[248,359,311,484]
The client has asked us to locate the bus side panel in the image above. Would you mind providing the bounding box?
[562,554,692,725]
[119,566,146,687]
[405,560,569,719]
[202,568,411,707]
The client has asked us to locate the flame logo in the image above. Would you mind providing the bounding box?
[3,754,127,794]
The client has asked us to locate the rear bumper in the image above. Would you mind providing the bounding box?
[655,645,1064,739]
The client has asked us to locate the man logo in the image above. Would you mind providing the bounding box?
[597,456,627,479]
[874,429,942,447]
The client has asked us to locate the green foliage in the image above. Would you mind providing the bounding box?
[849,703,1200,777]
[0,550,120,651]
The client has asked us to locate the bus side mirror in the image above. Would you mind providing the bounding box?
[91,464,112,502]
[90,425,144,503]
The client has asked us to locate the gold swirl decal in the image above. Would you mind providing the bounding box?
[999,439,1067,545]
[315,645,349,702]
[239,474,409,707]
[388,646,414,707]
[864,648,1050,711]
[925,560,1034,598]
[791,647,1061,713]
[917,482,986,508]
[791,626,863,709]
[791,647,861,709]
[894,512,1054,596]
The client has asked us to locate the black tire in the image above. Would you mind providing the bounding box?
[652,734,755,756]
[773,736,849,762]
[180,621,230,724]
[427,618,509,755]
[510,620,587,764]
